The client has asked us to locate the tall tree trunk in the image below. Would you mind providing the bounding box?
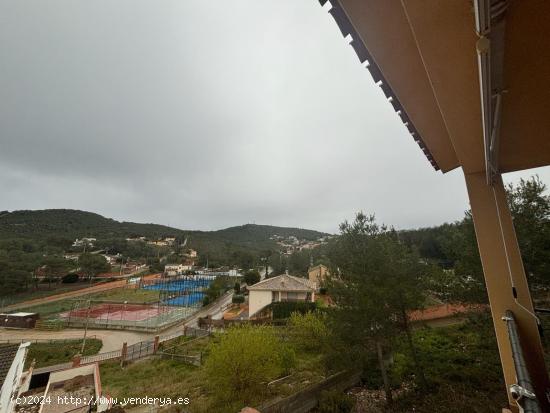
[401,306,428,390]
[376,340,393,404]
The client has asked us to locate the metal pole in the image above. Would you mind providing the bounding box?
[503,311,542,413]
[81,300,91,354]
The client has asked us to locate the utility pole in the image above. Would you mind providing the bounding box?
[81,299,91,354]
[261,256,269,279]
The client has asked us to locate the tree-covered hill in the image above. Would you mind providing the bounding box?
[192,223,326,248]
[0,209,185,241]
[0,209,328,253]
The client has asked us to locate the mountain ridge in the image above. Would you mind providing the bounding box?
[0,209,329,244]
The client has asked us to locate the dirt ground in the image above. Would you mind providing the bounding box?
[2,274,161,312]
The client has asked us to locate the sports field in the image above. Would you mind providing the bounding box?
[60,302,193,331]
[62,303,172,322]
[142,278,211,292]
[164,292,205,306]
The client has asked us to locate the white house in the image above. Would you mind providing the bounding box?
[0,342,30,413]
[185,249,198,258]
[72,238,96,248]
[247,274,316,318]
[164,263,193,276]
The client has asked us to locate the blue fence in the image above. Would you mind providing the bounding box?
[141,277,212,308]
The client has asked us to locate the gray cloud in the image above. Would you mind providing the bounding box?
[1,0,548,233]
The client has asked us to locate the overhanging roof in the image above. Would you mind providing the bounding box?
[320,0,550,175]
[248,274,316,292]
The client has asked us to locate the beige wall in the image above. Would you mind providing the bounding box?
[249,290,315,318]
[308,266,328,288]
[249,290,273,317]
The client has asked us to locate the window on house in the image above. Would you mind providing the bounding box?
[287,292,299,301]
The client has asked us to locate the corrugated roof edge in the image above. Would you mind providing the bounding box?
[318,0,440,171]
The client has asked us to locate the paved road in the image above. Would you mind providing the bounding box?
[161,290,234,335]
[1,274,161,312]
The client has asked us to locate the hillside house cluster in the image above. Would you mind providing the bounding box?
[71,238,96,248]
[270,235,331,255]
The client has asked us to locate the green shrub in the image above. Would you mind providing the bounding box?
[318,389,354,413]
[232,294,245,304]
[26,339,102,368]
[288,311,328,351]
[280,346,296,375]
[270,301,317,319]
[204,324,295,406]
[391,313,504,392]
[62,273,79,283]
[244,269,261,286]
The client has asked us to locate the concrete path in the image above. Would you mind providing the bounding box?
[161,290,234,335]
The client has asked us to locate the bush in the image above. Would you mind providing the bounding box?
[318,389,355,413]
[319,287,328,295]
[232,294,245,304]
[204,325,295,406]
[288,311,328,351]
[391,313,504,392]
[244,269,261,286]
[234,282,241,293]
[26,339,102,368]
[61,273,79,283]
[270,301,317,319]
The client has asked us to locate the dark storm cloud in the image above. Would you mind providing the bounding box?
[1,0,548,232]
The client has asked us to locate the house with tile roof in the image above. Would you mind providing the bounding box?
[247,274,316,318]
[308,264,329,290]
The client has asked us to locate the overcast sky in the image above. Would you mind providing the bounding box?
[1,1,548,234]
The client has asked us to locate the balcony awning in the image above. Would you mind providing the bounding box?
[320,0,550,176]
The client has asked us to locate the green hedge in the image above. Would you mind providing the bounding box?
[62,273,79,283]
[270,301,317,320]
[232,294,245,304]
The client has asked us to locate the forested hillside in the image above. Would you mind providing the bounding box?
[399,176,550,303]
[0,209,184,241]
[0,209,329,284]
[0,210,327,247]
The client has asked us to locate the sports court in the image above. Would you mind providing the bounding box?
[62,303,172,322]
[60,301,193,331]
[57,277,214,331]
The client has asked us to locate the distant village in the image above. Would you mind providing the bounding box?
[269,234,333,255]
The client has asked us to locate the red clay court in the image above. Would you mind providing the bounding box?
[62,303,172,321]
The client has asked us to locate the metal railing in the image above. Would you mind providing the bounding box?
[503,310,542,413]
[156,352,201,366]
[81,349,122,364]
[0,336,97,344]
